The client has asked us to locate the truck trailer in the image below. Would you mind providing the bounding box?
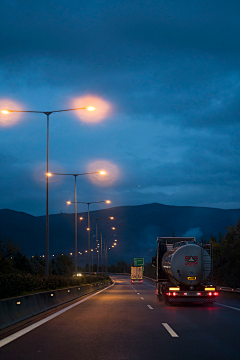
[152,237,218,305]
[131,266,143,283]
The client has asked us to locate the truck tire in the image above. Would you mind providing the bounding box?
[162,285,170,306]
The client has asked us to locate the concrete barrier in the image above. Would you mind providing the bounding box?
[0,281,111,330]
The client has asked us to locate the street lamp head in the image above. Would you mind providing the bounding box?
[106,200,111,204]
[1,110,9,114]
[85,250,88,253]
[112,245,114,247]
[111,227,115,230]
[86,106,95,111]
[79,217,84,220]
[99,171,106,175]
[91,249,93,252]
[67,201,71,205]
[87,227,90,231]
[109,217,114,220]
[46,172,52,177]
[70,253,73,255]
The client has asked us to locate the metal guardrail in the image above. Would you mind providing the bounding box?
[0,281,111,330]
[217,286,240,293]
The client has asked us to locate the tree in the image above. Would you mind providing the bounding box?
[0,238,20,274]
[55,254,74,276]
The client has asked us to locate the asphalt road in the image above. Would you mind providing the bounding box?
[0,275,240,360]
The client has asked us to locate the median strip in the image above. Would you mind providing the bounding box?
[162,323,179,337]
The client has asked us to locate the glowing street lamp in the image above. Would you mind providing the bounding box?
[1,105,95,276]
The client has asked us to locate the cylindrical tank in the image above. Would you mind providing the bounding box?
[161,244,211,286]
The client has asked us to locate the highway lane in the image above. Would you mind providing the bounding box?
[0,275,240,360]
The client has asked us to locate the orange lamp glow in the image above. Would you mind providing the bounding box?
[99,171,106,175]
[79,217,83,220]
[110,217,114,220]
[106,200,111,204]
[67,201,71,205]
[111,227,115,230]
[1,110,9,114]
[86,106,95,111]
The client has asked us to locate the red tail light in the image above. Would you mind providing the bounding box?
[208,292,212,296]
[213,292,219,296]
[166,292,171,296]
[173,292,177,296]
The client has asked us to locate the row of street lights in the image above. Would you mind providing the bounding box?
[1,105,114,276]
[67,200,111,275]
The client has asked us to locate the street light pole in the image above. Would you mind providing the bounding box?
[100,229,103,275]
[95,219,98,275]
[46,113,50,276]
[74,175,77,273]
[1,106,95,276]
[88,203,90,275]
[105,241,108,274]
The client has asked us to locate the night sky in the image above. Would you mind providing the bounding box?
[1,0,240,216]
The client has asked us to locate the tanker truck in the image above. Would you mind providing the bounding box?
[152,237,218,305]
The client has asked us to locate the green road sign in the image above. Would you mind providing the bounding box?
[134,258,144,266]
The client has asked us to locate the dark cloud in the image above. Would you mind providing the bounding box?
[1,0,240,215]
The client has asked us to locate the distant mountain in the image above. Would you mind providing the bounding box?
[0,203,240,265]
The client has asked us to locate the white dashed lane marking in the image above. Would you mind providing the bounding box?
[162,323,179,338]
[147,305,153,309]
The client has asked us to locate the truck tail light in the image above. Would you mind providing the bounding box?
[173,292,177,296]
[213,292,219,296]
[208,292,212,296]
[166,292,171,296]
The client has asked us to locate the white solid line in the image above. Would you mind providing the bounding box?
[162,323,179,338]
[147,305,153,309]
[0,282,115,349]
[141,297,144,300]
[215,302,240,312]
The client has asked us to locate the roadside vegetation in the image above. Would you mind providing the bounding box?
[0,238,109,299]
